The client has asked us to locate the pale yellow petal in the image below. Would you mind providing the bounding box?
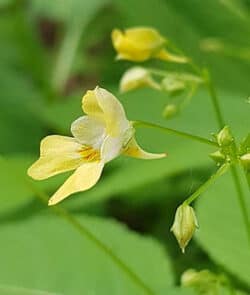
[48,162,104,206]
[123,137,167,159]
[28,135,83,180]
[124,27,166,50]
[82,87,130,137]
[81,90,104,122]
[71,116,105,148]
[155,49,188,63]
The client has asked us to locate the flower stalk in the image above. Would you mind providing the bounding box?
[133,121,218,147]
[184,163,230,205]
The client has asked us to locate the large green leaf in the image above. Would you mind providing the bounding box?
[0,156,65,215]
[195,171,250,285]
[0,285,58,295]
[0,213,177,294]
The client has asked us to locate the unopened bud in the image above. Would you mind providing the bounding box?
[209,150,226,164]
[163,104,178,119]
[119,67,160,93]
[161,75,186,95]
[240,153,250,170]
[217,126,233,147]
[181,269,221,294]
[171,204,198,253]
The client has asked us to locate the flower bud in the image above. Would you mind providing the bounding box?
[161,75,186,95]
[111,27,187,63]
[181,269,222,294]
[240,153,250,170]
[209,150,226,165]
[163,103,179,119]
[119,67,160,93]
[217,126,233,147]
[171,204,198,253]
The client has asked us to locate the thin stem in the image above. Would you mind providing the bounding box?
[133,121,218,147]
[148,68,171,77]
[184,163,230,205]
[166,40,202,75]
[243,168,250,192]
[203,69,225,129]
[26,181,155,295]
[203,67,250,246]
[230,166,250,243]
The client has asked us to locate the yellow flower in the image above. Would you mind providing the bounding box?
[120,67,160,93]
[28,87,166,206]
[111,27,187,63]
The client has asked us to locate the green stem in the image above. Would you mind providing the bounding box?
[203,67,250,246]
[230,166,250,243]
[133,121,218,147]
[242,168,250,192]
[166,40,202,75]
[52,20,83,92]
[202,69,225,129]
[148,68,171,77]
[184,163,230,205]
[27,181,155,295]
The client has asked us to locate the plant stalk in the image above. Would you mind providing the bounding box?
[133,121,218,147]
[184,163,230,205]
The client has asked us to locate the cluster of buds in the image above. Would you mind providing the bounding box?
[210,126,234,165]
[181,269,230,294]
[210,126,250,172]
[239,134,250,171]
[111,27,203,119]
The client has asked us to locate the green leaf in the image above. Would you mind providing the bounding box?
[0,285,58,295]
[0,213,176,294]
[0,60,46,153]
[195,171,250,285]
[0,156,65,215]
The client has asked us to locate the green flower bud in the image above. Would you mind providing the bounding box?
[217,126,233,147]
[161,75,186,96]
[181,269,226,295]
[209,150,226,164]
[163,103,178,119]
[171,204,198,253]
[240,153,250,170]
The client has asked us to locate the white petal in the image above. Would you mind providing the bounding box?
[71,116,105,149]
[101,136,123,163]
[101,127,135,163]
[48,161,104,206]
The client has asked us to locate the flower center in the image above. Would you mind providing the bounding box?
[78,146,100,162]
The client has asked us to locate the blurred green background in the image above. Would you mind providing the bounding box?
[0,0,250,294]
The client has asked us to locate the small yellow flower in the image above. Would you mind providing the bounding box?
[120,67,160,93]
[171,203,198,253]
[28,87,166,206]
[111,27,187,63]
